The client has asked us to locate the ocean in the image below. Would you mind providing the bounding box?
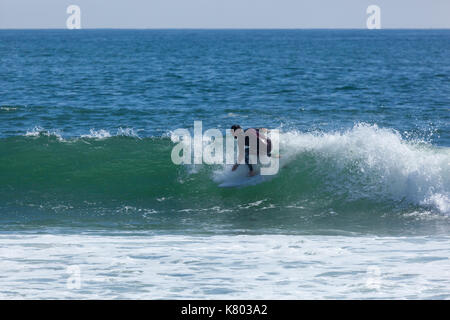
[0,29,449,299]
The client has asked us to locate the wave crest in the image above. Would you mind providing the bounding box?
[277,123,449,213]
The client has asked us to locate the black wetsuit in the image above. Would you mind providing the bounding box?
[244,128,272,171]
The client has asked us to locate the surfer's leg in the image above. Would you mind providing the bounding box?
[245,149,255,175]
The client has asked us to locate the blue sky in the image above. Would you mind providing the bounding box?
[1,0,449,29]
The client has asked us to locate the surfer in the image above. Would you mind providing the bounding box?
[230,125,272,177]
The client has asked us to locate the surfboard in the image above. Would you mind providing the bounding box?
[218,174,265,188]
[216,152,281,188]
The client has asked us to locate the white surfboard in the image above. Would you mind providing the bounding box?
[216,152,281,188]
[218,174,266,188]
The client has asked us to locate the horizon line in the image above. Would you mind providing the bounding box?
[1,27,450,30]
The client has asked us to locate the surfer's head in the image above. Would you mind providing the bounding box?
[231,125,241,139]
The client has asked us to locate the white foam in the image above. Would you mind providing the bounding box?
[0,106,18,111]
[279,123,450,214]
[24,126,64,141]
[0,233,449,299]
[116,127,141,138]
[23,127,143,140]
[81,129,112,139]
[24,126,44,137]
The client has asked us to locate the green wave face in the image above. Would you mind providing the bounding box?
[0,125,449,235]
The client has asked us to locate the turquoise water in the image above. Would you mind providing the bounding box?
[0,30,449,298]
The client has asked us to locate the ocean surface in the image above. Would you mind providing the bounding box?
[0,29,449,299]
